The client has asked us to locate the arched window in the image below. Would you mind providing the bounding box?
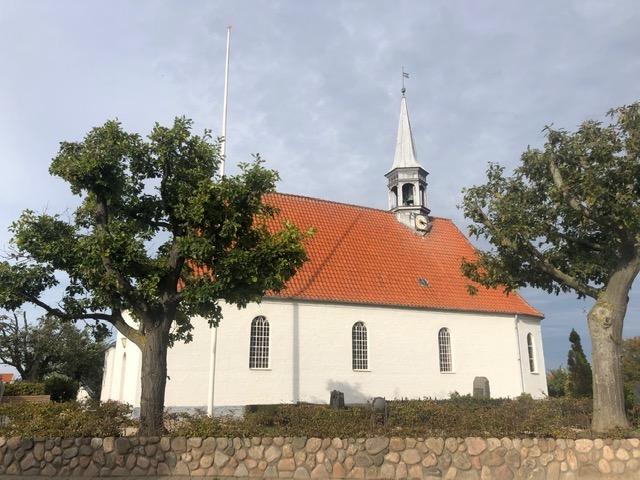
[402,183,415,206]
[438,328,452,373]
[390,186,398,208]
[249,316,270,369]
[352,322,368,370]
[527,333,537,372]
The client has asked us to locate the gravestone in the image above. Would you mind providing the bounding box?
[370,397,388,427]
[473,376,490,399]
[330,390,345,409]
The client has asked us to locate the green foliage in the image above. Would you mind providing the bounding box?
[0,117,308,337]
[44,373,80,402]
[168,398,603,439]
[622,337,640,408]
[546,367,568,397]
[0,401,133,437]
[461,102,640,299]
[0,311,107,397]
[461,101,640,429]
[3,381,46,396]
[566,329,593,398]
[0,117,309,432]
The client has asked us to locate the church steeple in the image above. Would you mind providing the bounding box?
[385,87,430,231]
[391,93,420,170]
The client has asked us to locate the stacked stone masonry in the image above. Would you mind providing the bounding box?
[0,436,639,479]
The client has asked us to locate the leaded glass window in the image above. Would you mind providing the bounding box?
[249,316,269,369]
[352,322,368,370]
[438,328,452,373]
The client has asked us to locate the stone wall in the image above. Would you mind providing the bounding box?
[0,435,639,479]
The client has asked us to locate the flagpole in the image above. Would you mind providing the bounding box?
[219,26,231,177]
[209,26,231,417]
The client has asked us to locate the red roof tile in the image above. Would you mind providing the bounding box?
[261,192,542,318]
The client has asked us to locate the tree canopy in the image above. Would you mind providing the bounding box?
[0,311,107,396]
[0,117,309,434]
[462,102,640,431]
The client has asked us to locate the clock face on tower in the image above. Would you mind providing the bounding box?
[415,214,429,231]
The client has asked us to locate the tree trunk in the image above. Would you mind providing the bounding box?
[587,248,640,432]
[138,322,169,436]
[587,295,629,431]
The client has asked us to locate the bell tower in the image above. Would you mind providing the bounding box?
[385,86,430,231]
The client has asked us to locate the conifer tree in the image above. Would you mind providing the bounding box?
[566,329,593,398]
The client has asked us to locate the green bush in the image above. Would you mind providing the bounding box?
[0,401,134,437]
[44,373,79,402]
[167,397,609,439]
[3,381,46,396]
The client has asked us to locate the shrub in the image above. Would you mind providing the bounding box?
[3,381,46,396]
[0,401,134,437]
[167,397,606,439]
[44,373,79,402]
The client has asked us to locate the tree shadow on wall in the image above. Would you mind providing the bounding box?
[306,380,371,405]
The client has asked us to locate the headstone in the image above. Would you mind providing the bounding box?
[473,377,490,399]
[330,390,345,409]
[370,397,388,427]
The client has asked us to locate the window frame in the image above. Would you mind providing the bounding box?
[352,321,369,371]
[249,315,270,370]
[438,327,454,373]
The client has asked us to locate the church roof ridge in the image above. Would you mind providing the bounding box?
[271,191,454,221]
[269,191,393,214]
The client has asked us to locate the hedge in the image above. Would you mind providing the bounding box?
[168,396,636,439]
[0,401,133,437]
[0,396,637,438]
[2,381,46,396]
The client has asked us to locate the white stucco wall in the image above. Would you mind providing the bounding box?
[102,299,548,409]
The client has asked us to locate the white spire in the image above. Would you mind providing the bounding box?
[390,94,420,170]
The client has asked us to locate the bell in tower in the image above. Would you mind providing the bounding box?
[385,85,430,231]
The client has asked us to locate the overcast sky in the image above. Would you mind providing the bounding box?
[1,0,639,369]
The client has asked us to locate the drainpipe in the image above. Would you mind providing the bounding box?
[206,326,219,416]
[514,315,525,394]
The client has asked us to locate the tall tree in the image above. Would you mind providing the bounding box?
[566,329,593,398]
[0,311,107,395]
[461,102,640,431]
[0,118,308,434]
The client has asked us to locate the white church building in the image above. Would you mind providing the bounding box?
[101,92,548,414]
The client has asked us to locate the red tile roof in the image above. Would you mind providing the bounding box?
[261,193,542,318]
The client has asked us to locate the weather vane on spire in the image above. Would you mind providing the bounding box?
[401,67,409,95]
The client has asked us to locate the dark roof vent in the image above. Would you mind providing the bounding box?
[418,278,429,287]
